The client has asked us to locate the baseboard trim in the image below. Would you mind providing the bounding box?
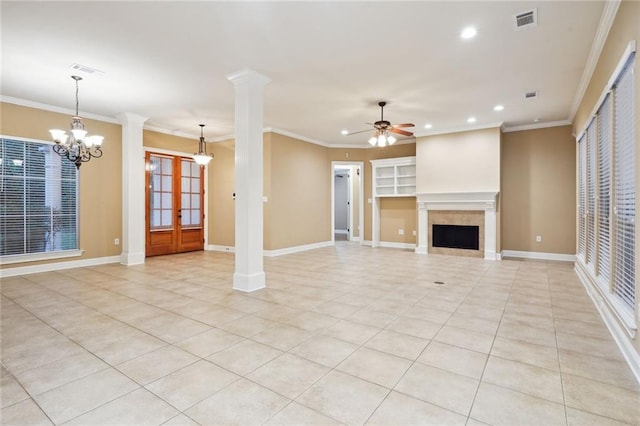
[379,241,416,249]
[264,241,333,257]
[334,229,348,235]
[0,255,121,278]
[207,242,334,257]
[575,261,640,385]
[351,236,361,242]
[501,250,576,262]
[206,245,235,253]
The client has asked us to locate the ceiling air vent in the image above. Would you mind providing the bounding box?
[69,63,105,77]
[525,91,538,99]
[515,9,537,30]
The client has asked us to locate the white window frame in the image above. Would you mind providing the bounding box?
[0,135,82,265]
[575,41,636,332]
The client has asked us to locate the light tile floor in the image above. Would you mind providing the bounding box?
[1,243,639,425]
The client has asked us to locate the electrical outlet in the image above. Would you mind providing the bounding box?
[114,238,120,246]
[345,152,349,158]
[536,235,542,243]
[412,230,416,236]
[398,229,404,235]
[368,198,372,204]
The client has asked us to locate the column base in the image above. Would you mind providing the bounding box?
[120,251,145,266]
[415,246,428,255]
[233,271,266,292]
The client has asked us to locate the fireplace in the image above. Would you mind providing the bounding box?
[433,224,479,250]
[415,192,499,260]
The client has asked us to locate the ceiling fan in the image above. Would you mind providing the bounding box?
[347,101,415,147]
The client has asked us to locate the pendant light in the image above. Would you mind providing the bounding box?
[49,75,104,169]
[193,124,213,165]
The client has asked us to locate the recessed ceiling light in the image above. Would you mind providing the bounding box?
[467,117,476,123]
[493,105,504,111]
[341,130,349,135]
[424,124,433,129]
[461,27,477,39]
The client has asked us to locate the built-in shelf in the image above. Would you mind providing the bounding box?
[370,156,417,247]
[371,156,416,197]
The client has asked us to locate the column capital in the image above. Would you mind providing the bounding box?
[226,68,271,87]
[116,112,148,126]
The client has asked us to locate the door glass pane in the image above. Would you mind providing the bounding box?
[149,154,173,230]
[180,158,201,228]
[161,158,172,174]
[181,194,190,209]
[161,210,172,226]
[161,176,172,191]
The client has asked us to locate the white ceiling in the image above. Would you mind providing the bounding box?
[1,1,605,147]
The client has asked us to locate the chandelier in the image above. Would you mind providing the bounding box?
[49,76,103,169]
[193,124,213,165]
[368,131,396,147]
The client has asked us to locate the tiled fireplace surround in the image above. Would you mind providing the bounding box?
[415,192,499,260]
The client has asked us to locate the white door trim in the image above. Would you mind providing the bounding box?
[331,161,364,245]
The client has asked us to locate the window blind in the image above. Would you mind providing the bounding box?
[0,138,78,257]
[611,56,635,311]
[596,94,611,281]
[577,134,587,257]
[586,119,596,266]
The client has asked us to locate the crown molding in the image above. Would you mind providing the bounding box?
[266,127,331,147]
[143,124,198,140]
[502,120,572,133]
[568,0,621,122]
[1,95,119,124]
[414,121,503,138]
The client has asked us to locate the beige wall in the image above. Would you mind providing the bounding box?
[501,126,576,254]
[379,197,417,244]
[268,133,330,250]
[0,102,123,269]
[144,130,197,153]
[416,127,501,193]
[327,143,416,243]
[208,139,236,247]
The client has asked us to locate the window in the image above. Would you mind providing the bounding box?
[586,119,597,266]
[596,94,611,282]
[0,138,78,257]
[577,134,586,257]
[611,56,635,311]
[576,50,635,323]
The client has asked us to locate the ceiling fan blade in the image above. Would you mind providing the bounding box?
[390,128,413,137]
[391,123,415,128]
[346,129,373,136]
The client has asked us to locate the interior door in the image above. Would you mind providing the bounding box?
[146,152,204,257]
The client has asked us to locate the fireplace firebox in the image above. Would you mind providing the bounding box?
[432,224,479,250]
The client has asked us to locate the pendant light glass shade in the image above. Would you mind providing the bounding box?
[193,124,213,165]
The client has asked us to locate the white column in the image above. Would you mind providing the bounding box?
[484,206,497,260]
[117,112,147,266]
[415,202,428,254]
[227,69,270,292]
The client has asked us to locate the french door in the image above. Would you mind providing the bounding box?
[145,152,204,256]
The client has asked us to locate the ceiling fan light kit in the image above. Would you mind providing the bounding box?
[351,101,414,148]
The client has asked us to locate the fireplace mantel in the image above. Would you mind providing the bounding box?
[415,192,499,259]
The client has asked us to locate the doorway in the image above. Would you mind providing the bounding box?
[331,161,364,243]
[145,152,205,256]
[334,169,350,240]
